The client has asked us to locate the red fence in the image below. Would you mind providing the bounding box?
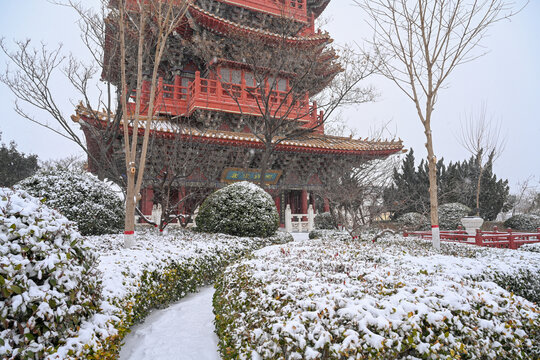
[404,227,540,250]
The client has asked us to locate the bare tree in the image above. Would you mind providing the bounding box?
[318,123,401,235]
[1,0,191,248]
[356,0,523,249]
[320,157,398,236]
[458,103,506,216]
[93,0,190,247]
[193,20,377,187]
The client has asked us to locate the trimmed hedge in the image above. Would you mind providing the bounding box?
[214,237,540,359]
[314,212,337,230]
[49,230,292,359]
[17,169,124,236]
[196,182,279,237]
[504,214,540,232]
[396,212,429,231]
[0,188,101,360]
[438,203,471,230]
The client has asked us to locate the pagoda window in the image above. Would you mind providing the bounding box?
[219,68,242,85]
[269,76,287,92]
[245,71,256,86]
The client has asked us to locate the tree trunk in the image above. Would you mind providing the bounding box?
[476,166,485,217]
[259,144,273,188]
[424,123,440,250]
[124,170,136,247]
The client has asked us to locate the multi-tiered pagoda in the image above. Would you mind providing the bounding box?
[74,0,403,225]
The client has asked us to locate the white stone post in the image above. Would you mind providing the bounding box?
[285,204,292,233]
[151,204,162,225]
[307,204,314,232]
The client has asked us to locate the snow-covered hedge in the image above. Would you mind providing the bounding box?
[396,212,429,230]
[439,202,471,230]
[46,229,291,359]
[215,236,540,359]
[521,243,540,253]
[196,182,279,237]
[314,212,336,230]
[504,214,540,232]
[0,188,101,360]
[309,229,350,241]
[17,169,124,236]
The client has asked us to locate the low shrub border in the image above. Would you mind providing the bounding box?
[214,236,540,359]
[46,229,291,359]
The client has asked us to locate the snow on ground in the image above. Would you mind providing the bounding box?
[49,229,281,359]
[119,286,220,360]
[291,232,310,241]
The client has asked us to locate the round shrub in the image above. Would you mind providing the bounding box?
[0,188,101,359]
[314,212,337,230]
[439,203,471,230]
[396,212,429,231]
[17,168,124,235]
[504,214,540,232]
[196,182,279,237]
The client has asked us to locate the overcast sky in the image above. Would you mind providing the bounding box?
[0,0,538,192]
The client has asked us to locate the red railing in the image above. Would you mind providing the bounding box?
[217,0,308,22]
[404,227,540,250]
[129,72,324,130]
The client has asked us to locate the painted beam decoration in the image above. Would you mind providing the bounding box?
[221,167,282,185]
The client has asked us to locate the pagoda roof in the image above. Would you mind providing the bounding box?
[188,4,331,46]
[73,105,404,158]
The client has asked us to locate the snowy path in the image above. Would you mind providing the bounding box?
[119,232,308,360]
[291,232,310,241]
[119,286,220,360]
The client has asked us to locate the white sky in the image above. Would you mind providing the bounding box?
[0,0,539,191]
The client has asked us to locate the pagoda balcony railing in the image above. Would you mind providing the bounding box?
[129,71,324,129]
[216,0,308,22]
[123,0,309,23]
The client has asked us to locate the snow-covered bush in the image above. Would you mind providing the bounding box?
[51,229,292,359]
[309,229,350,241]
[439,202,471,230]
[17,168,124,236]
[314,212,336,230]
[396,212,429,230]
[504,214,540,232]
[215,236,540,359]
[196,181,279,237]
[521,243,540,253]
[0,188,101,359]
[268,231,294,244]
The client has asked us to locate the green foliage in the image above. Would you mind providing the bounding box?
[0,139,38,187]
[0,188,101,360]
[309,229,350,241]
[196,181,279,237]
[383,149,444,217]
[17,168,124,236]
[396,212,429,230]
[492,269,540,305]
[384,150,509,221]
[504,214,540,232]
[215,238,540,359]
[438,203,472,230]
[314,212,337,230]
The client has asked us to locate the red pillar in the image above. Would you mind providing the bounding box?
[141,187,154,220]
[274,195,281,214]
[301,190,308,220]
[323,198,330,213]
[178,186,186,215]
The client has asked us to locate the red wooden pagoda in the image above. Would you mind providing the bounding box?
[74,0,404,226]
